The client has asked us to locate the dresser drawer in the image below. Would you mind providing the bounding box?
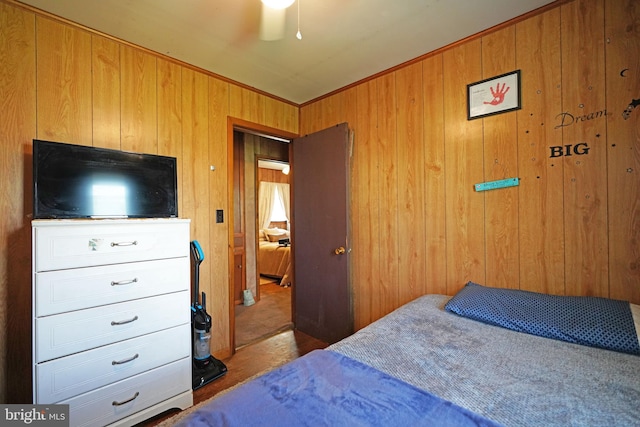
[35,291,190,363]
[33,219,190,271]
[61,357,191,427]
[36,324,190,403]
[35,257,189,317]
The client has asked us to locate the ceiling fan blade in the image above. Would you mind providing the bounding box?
[259,5,286,41]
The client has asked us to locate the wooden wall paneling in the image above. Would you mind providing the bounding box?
[301,93,345,133]
[299,101,322,134]
[181,68,212,337]
[395,62,427,303]
[257,137,289,160]
[443,41,486,294]
[35,16,92,144]
[282,102,299,134]
[229,85,264,124]
[306,97,332,131]
[329,92,350,128]
[259,168,290,183]
[481,27,520,289]
[209,77,231,355]
[324,93,341,128]
[300,100,318,131]
[263,96,285,131]
[258,167,273,183]
[342,87,359,130]
[340,87,359,326]
[560,0,609,297]
[157,58,183,215]
[120,45,157,154]
[234,135,245,238]
[263,96,298,133]
[91,35,121,149]
[605,0,640,304]
[422,54,448,295]
[375,73,400,318]
[352,80,380,329]
[0,2,36,404]
[515,8,565,295]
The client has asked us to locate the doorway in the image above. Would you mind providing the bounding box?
[230,120,296,351]
[227,119,352,352]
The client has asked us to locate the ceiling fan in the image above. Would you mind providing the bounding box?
[259,0,301,41]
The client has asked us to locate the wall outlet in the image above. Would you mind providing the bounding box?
[216,209,224,223]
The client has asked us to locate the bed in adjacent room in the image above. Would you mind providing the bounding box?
[176,282,640,426]
[258,228,292,287]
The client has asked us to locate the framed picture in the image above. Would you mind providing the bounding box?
[467,70,521,120]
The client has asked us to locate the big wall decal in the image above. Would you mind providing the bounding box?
[548,107,604,159]
[541,65,639,159]
[547,95,638,159]
[554,108,607,129]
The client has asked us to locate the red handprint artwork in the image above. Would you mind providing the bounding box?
[484,82,510,106]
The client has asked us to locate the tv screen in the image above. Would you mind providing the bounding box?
[33,140,178,219]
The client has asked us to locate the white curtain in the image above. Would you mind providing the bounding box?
[258,182,277,230]
[275,183,290,229]
[258,182,291,230]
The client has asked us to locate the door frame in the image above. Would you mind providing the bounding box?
[226,117,298,353]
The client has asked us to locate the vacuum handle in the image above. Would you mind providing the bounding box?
[191,240,204,263]
[190,240,204,305]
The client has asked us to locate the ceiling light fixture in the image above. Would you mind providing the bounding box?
[261,0,295,10]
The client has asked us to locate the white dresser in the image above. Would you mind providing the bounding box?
[32,218,193,427]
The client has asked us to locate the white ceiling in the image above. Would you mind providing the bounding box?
[18,0,556,104]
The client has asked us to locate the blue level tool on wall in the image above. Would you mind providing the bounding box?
[474,177,519,192]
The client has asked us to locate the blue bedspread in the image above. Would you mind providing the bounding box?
[177,349,502,427]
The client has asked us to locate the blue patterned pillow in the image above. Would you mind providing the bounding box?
[444,282,640,356]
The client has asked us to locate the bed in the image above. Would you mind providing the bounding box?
[177,282,640,426]
[258,228,292,287]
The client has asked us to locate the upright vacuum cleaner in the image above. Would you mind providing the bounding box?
[190,240,227,390]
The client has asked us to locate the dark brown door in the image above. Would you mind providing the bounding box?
[292,123,352,343]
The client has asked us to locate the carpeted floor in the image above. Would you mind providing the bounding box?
[235,280,292,348]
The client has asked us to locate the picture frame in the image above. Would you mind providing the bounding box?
[467,70,521,120]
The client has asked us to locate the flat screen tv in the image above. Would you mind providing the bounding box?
[33,140,178,219]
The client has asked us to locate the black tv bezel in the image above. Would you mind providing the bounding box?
[33,139,179,220]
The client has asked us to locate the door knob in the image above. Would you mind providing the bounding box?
[334,246,346,255]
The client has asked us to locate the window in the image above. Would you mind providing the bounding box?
[270,187,288,222]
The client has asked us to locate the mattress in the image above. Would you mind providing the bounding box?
[177,293,640,426]
[330,294,640,426]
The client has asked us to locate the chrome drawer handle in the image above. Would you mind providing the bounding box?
[111,278,138,286]
[110,240,138,247]
[112,353,139,365]
[112,392,139,406]
[111,315,138,326]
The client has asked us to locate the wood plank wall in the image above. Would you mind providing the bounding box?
[299,0,640,330]
[259,168,291,184]
[0,0,298,403]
